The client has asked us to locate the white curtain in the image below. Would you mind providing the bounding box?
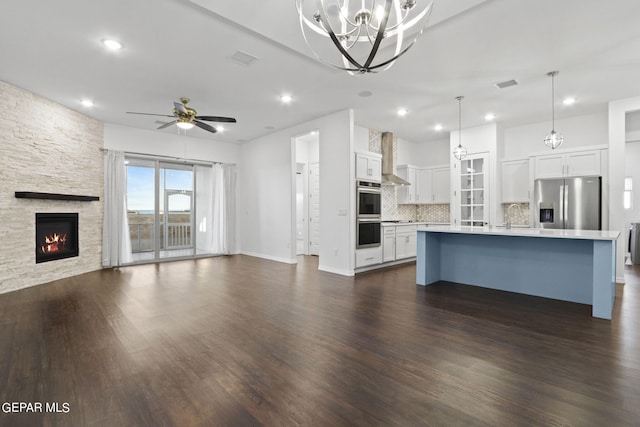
[195,165,213,254]
[222,163,237,254]
[194,163,236,255]
[102,150,133,267]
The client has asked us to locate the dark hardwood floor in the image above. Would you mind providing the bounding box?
[1,255,639,426]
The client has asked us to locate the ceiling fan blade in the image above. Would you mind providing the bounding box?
[174,102,188,115]
[127,112,175,117]
[194,120,217,133]
[157,120,177,130]
[195,115,237,123]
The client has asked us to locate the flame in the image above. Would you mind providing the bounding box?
[41,233,67,254]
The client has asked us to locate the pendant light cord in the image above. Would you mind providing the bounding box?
[551,72,555,131]
[457,95,463,147]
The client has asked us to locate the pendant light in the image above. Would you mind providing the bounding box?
[296,0,434,74]
[453,96,468,160]
[544,71,563,149]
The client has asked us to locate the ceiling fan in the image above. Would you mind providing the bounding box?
[126,97,236,133]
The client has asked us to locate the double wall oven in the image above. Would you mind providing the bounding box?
[356,180,382,249]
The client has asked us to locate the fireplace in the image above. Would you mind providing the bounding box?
[35,213,79,263]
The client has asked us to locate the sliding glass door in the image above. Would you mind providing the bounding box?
[126,158,196,262]
[126,159,156,260]
[159,163,194,259]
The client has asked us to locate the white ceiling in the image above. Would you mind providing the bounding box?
[1,0,640,144]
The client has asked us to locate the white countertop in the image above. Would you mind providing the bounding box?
[382,221,449,226]
[419,225,620,241]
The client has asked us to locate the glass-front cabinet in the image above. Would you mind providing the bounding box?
[458,155,488,227]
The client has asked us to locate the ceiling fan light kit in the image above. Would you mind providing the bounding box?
[176,118,195,130]
[296,0,434,74]
[126,97,236,134]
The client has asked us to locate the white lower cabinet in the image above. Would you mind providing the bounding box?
[382,226,396,262]
[395,225,417,259]
[355,246,382,268]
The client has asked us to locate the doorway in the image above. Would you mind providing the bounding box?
[294,131,320,256]
[624,111,640,264]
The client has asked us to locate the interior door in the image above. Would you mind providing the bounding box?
[309,162,320,256]
[458,153,489,226]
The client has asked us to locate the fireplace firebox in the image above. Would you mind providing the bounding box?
[35,213,79,263]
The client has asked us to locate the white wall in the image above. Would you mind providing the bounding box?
[104,124,240,165]
[609,97,640,283]
[354,125,369,153]
[502,112,608,160]
[239,129,294,263]
[396,137,449,168]
[238,109,354,274]
[415,138,450,167]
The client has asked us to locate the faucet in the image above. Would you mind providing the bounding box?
[506,203,520,230]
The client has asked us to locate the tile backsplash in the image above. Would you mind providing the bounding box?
[381,185,417,221]
[502,203,530,225]
[417,204,450,223]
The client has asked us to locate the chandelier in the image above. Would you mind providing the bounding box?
[453,96,468,160]
[296,0,434,74]
[544,71,563,149]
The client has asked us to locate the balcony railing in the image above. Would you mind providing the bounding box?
[129,222,192,252]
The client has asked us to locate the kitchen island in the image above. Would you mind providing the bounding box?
[416,226,620,319]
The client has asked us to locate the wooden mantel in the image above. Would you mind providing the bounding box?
[15,192,100,202]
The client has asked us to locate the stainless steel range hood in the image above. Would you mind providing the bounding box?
[381,132,410,186]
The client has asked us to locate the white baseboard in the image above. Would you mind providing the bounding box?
[239,251,297,264]
[616,275,625,284]
[318,264,354,276]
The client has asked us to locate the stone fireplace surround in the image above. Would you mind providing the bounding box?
[0,81,104,293]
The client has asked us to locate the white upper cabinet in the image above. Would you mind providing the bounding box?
[501,159,529,202]
[533,149,602,179]
[432,167,451,203]
[397,165,450,204]
[566,151,601,177]
[396,165,416,204]
[356,152,382,182]
[414,168,432,204]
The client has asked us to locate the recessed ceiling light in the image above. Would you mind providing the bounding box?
[280,95,293,104]
[215,125,225,133]
[563,97,576,105]
[397,108,408,117]
[485,113,496,121]
[81,99,94,107]
[358,90,373,97]
[434,124,443,131]
[310,130,318,135]
[102,39,123,50]
[265,125,275,130]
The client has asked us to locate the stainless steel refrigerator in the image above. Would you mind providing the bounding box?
[534,176,601,230]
